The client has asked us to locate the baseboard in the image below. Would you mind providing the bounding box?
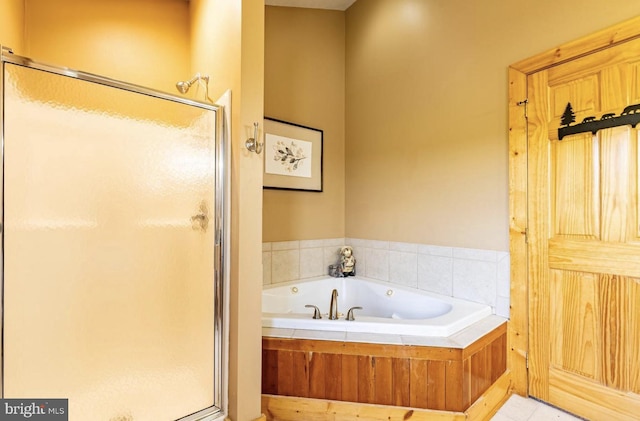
[465,370,513,420]
[224,415,266,421]
[261,370,513,421]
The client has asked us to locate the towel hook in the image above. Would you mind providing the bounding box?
[245,122,262,154]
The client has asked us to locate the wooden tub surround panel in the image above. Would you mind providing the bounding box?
[262,322,507,412]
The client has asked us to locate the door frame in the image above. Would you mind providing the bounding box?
[507,15,640,396]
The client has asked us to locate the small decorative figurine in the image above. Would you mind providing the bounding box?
[339,246,356,277]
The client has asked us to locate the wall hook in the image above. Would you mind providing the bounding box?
[245,122,262,154]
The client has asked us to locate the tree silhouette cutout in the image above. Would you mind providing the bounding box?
[561,102,576,126]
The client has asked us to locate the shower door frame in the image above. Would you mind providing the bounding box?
[0,46,229,421]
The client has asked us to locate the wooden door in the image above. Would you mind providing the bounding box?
[528,36,640,420]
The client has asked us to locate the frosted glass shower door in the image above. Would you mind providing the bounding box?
[2,62,221,420]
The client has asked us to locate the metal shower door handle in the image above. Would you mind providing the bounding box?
[191,201,210,232]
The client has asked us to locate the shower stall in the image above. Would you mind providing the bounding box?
[0,48,229,420]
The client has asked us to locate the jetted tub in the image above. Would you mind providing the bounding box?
[262,276,493,337]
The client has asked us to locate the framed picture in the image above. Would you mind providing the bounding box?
[263,117,323,192]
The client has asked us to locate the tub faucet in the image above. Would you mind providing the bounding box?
[346,306,363,321]
[329,289,339,320]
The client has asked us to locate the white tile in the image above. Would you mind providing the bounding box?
[453,259,497,306]
[417,244,453,257]
[272,240,300,251]
[300,239,324,249]
[389,241,418,252]
[400,334,460,348]
[324,246,342,273]
[417,254,453,296]
[263,251,272,285]
[262,327,294,338]
[497,394,539,421]
[496,296,510,318]
[389,251,418,288]
[529,403,582,420]
[300,247,324,279]
[347,238,368,247]
[292,329,346,341]
[324,238,345,246]
[491,413,515,421]
[350,246,365,277]
[272,250,300,283]
[450,316,506,348]
[453,247,498,262]
[365,248,389,281]
[262,242,272,251]
[346,332,403,345]
[365,239,389,250]
[497,254,511,297]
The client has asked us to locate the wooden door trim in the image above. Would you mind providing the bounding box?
[508,67,528,396]
[511,15,640,75]
[507,14,640,396]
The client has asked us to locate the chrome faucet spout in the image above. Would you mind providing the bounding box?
[329,289,339,320]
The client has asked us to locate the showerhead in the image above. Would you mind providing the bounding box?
[175,73,210,94]
[176,80,191,94]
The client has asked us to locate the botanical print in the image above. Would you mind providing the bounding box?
[264,133,313,178]
[273,139,306,171]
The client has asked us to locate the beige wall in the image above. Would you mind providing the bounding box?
[263,7,345,242]
[190,1,264,420]
[0,0,24,52]
[345,0,640,251]
[22,0,189,93]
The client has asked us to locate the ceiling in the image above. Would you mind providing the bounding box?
[264,0,357,11]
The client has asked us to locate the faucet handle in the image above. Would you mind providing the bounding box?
[305,305,322,319]
[346,306,363,321]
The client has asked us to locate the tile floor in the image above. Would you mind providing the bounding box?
[492,394,583,420]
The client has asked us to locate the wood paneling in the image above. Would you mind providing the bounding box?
[599,275,628,390]
[551,76,598,119]
[261,394,468,421]
[428,360,446,410]
[262,370,513,421]
[262,349,278,395]
[392,357,410,407]
[525,33,640,420]
[292,350,309,397]
[445,360,465,412]
[341,354,358,402]
[551,270,600,380]
[600,127,635,242]
[308,352,325,398]
[374,357,393,405]
[324,353,342,400]
[631,278,640,394]
[261,323,506,412]
[263,336,461,360]
[358,355,374,404]
[551,133,599,238]
[549,369,640,421]
[548,238,640,278]
[509,16,640,403]
[409,358,429,408]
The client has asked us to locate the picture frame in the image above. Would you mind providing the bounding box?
[263,117,323,192]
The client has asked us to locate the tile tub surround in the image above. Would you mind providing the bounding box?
[263,238,511,318]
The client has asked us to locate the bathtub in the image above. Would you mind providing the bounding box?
[262,277,493,337]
